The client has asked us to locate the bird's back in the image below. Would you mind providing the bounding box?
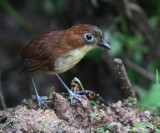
[20,30,64,74]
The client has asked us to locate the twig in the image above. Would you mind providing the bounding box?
[0,71,7,110]
[114,58,136,99]
[124,59,156,82]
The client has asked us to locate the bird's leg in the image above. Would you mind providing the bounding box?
[30,75,51,109]
[56,74,85,108]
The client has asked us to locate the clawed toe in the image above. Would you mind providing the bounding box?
[68,90,86,108]
[36,95,52,109]
[56,74,85,108]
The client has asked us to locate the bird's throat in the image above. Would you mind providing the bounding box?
[51,45,97,74]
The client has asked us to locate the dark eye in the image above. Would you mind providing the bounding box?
[84,33,94,41]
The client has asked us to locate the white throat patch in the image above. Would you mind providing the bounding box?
[53,45,97,74]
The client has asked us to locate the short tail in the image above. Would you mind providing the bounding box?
[20,57,41,74]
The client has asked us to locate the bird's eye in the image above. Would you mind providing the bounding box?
[84,33,94,41]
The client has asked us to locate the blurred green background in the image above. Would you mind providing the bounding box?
[0,0,160,109]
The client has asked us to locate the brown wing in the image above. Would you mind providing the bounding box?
[20,30,64,74]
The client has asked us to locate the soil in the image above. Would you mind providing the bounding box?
[0,91,159,133]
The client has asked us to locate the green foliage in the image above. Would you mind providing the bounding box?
[42,0,56,16]
[156,129,160,133]
[106,32,124,57]
[139,70,160,111]
[71,77,85,91]
[126,123,153,132]
[41,123,49,130]
[124,97,137,106]
[125,129,137,132]
[106,10,160,89]
[89,112,97,117]
[108,16,150,63]
[90,99,99,109]
[96,127,110,133]
[92,126,110,133]
[41,96,48,100]
[133,123,153,128]
[149,16,159,29]
[89,113,101,120]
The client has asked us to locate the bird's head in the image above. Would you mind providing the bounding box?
[63,24,111,50]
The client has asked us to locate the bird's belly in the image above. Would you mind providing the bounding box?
[50,46,96,74]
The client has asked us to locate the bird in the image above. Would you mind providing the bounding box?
[20,24,111,108]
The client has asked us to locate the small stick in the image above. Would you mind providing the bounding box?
[114,58,136,99]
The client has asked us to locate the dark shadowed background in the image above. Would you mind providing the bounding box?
[0,0,160,109]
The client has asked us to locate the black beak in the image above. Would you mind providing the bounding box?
[97,40,111,50]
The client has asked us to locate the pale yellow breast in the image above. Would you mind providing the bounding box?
[51,45,97,74]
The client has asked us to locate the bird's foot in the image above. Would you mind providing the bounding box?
[36,94,52,109]
[66,90,86,108]
[30,75,52,110]
[61,91,85,108]
[56,74,85,108]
